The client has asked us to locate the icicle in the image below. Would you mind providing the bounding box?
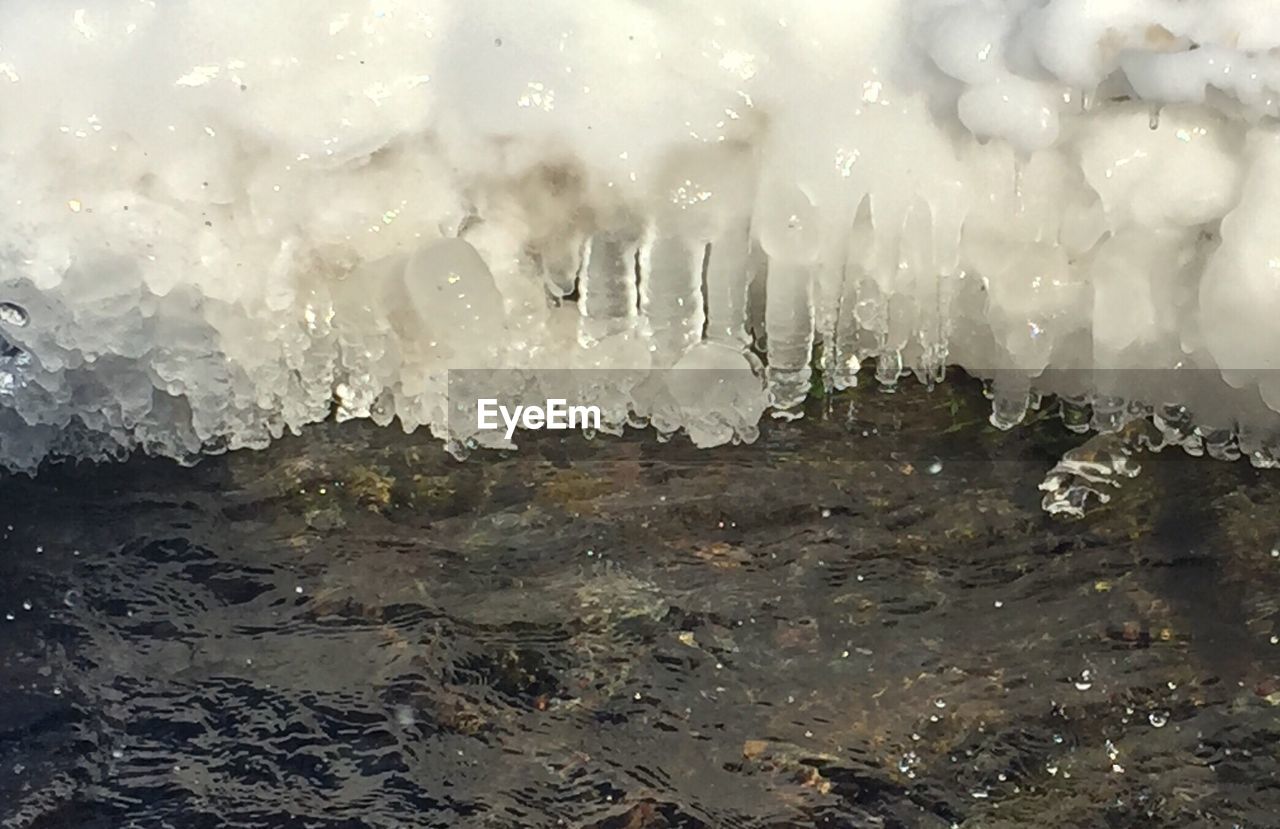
[831,198,874,391]
[924,182,964,385]
[540,234,585,300]
[814,237,852,396]
[403,238,507,364]
[863,195,909,389]
[901,197,944,387]
[855,277,893,386]
[1152,403,1203,455]
[1089,395,1127,433]
[1059,394,1092,434]
[1238,424,1280,468]
[703,220,753,349]
[640,231,705,365]
[754,181,819,414]
[746,243,769,354]
[875,348,903,387]
[578,228,643,347]
[1197,426,1241,461]
[988,373,1031,430]
[764,262,815,416]
[831,273,862,391]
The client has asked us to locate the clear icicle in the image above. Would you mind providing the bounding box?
[704,221,753,350]
[989,373,1031,430]
[640,232,705,364]
[578,229,642,347]
[540,234,585,301]
[829,197,875,391]
[764,262,815,416]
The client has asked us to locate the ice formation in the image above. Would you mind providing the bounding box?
[3,0,1280,470]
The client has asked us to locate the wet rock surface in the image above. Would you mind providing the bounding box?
[1,376,1278,828]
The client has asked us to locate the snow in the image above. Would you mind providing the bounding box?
[1,0,1279,469]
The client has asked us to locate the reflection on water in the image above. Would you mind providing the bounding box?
[1,378,1278,828]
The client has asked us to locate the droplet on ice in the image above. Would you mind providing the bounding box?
[0,303,29,328]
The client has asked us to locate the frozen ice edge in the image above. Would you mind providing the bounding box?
[4,1,1280,474]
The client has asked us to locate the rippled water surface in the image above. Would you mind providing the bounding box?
[2,379,1278,828]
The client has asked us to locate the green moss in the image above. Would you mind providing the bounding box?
[346,465,395,510]
[536,467,614,514]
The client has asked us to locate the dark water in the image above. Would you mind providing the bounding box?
[2,378,1278,828]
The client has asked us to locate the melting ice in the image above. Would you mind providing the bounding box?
[2,0,1280,471]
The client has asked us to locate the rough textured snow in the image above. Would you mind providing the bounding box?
[2,0,1280,470]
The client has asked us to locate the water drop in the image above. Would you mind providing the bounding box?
[1148,711,1168,728]
[62,589,81,608]
[925,458,943,475]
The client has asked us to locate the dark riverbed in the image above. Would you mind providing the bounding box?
[1,376,1278,828]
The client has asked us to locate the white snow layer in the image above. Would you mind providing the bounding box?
[3,0,1280,469]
